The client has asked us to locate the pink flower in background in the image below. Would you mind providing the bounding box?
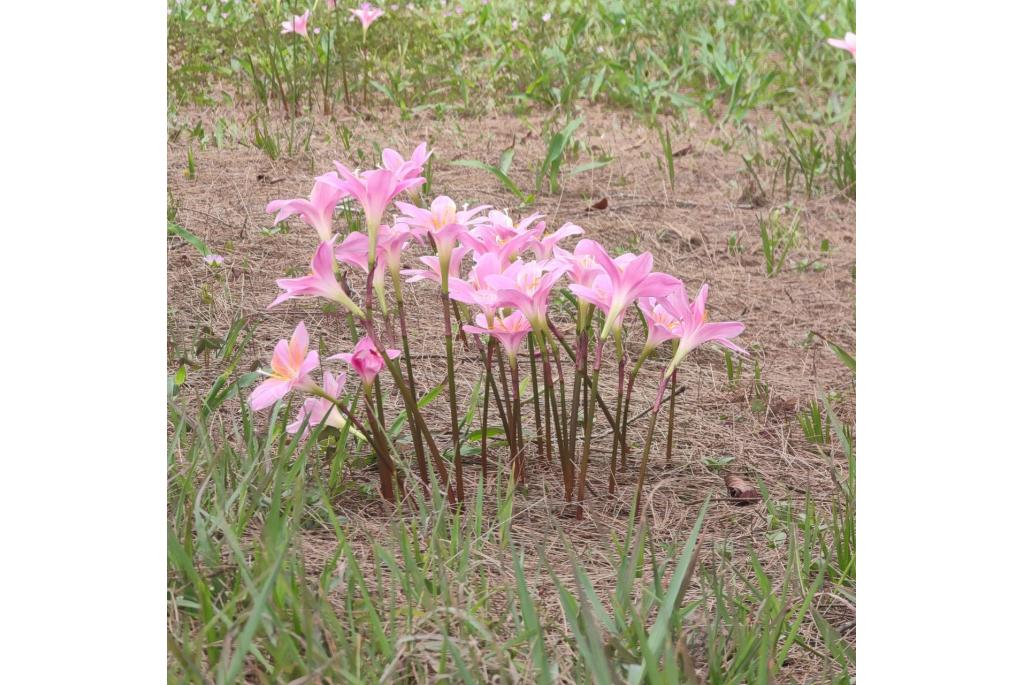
[335,224,411,308]
[528,221,583,259]
[461,224,538,266]
[665,283,747,376]
[487,259,569,330]
[287,370,350,436]
[350,3,384,35]
[463,311,532,359]
[265,177,347,242]
[203,254,225,266]
[249,322,320,410]
[542,12,551,23]
[321,165,423,234]
[269,240,365,317]
[401,245,471,284]
[568,242,681,339]
[482,209,544,241]
[381,142,432,184]
[329,337,400,387]
[827,32,856,60]
[281,9,311,36]
[326,0,337,8]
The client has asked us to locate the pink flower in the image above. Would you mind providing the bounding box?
[396,195,487,266]
[281,9,311,36]
[542,12,551,23]
[269,240,365,318]
[461,223,538,266]
[265,177,347,243]
[328,336,400,387]
[203,254,225,266]
[249,322,320,410]
[287,370,350,436]
[664,283,747,376]
[448,251,504,320]
[827,32,856,60]
[555,239,605,289]
[335,224,411,309]
[319,165,424,264]
[350,3,384,36]
[637,296,683,352]
[326,0,337,8]
[486,259,569,330]
[529,221,583,259]
[567,242,681,339]
[401,245,471,284]
[463,310,532,360]
[381,142,432,185]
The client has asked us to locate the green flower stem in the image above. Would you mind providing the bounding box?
[509,357,524,485]
[362,386,399,502]
[618,347,652,474]
[607,353,625,494]
[481,339,493,481]
[633,369,671,517]
[665,370,678,465]
[539,331,571,500]
[575,357,601,518]
[527,334,544,463]
[440,267,464,502]
[391,271,429,490]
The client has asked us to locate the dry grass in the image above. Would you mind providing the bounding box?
[168,104,855,681]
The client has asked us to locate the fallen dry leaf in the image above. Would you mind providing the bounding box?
[672,144,694,157]
[770,397,797,415]
[586,197,609,212]
[723,474,759,504]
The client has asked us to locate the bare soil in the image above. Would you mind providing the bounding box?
[168,104,855,681]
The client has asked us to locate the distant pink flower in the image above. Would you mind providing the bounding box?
[350,3,384,36]
[665,283,747,376]
[381,142,432,185]
[328,336,400,387]
[204,254,225,266]
[542,12,551,23]
[402,245,471,284]
[486,259,569,330]
[326,0,337,8]
[529,221,583,259]
[265,177,347,243]
[281,9,311,36]
[827,32,856,60]
[511,19,519,30]
[287,370,349,436]
[249,322,320,410]
[270,240,365,317]
[567,242,681,339]
[463,311,532,360]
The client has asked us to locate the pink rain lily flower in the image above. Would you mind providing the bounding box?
[350,3,384,36]
[567,242,681,339]
[637,296,683,352]
[287,370,357,437]
[401,245,471,284]
[204,254,225,266]
[326,0,337,8]
[319,165,424,265]
[335,224,411,311]
[249,322,320,410]
[397,195,489,255]
[447,251,504,321]
[265,177,347,243]
[555,239,606,289]
[827,32,856,60]
[664,283,747,377]
[482,209,544,241]
[486,259,569,330]
[281,9,311,36]
[382,142,432,185]
[328,336,400,388]
[461,223,538,267]
[463,311,532,361]
[529,221,583,259]
[269,240,366,318]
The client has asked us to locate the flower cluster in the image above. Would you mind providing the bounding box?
[249,140,746,513]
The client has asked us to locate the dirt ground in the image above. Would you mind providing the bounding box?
[168,105,855,679]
